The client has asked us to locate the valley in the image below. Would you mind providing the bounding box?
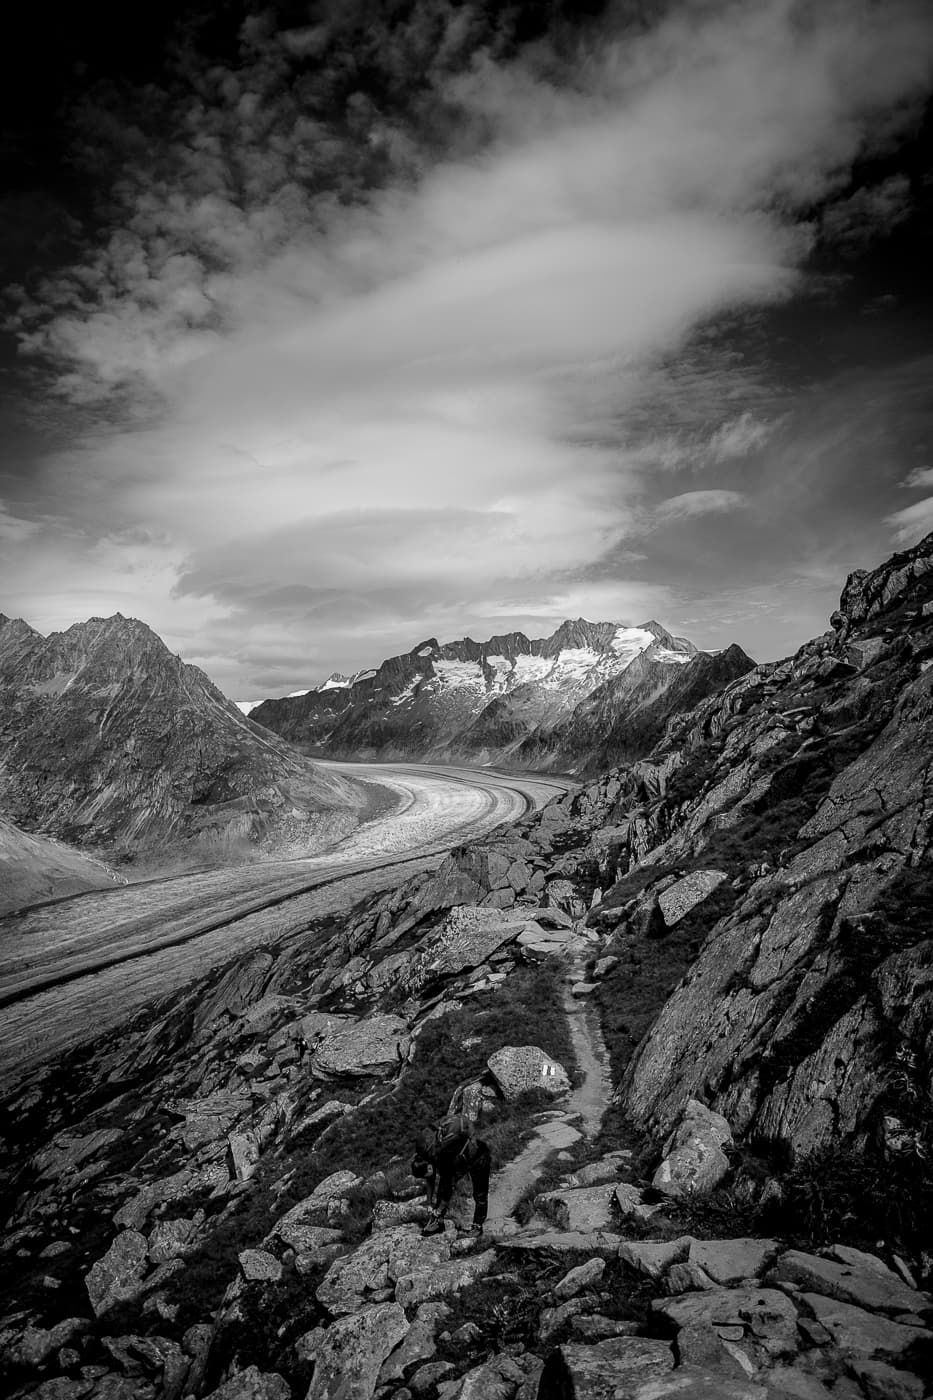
[0,762,571,1091]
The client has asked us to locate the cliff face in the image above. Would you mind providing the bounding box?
[510,532,933,1160]
[0,614,356,856]
[250,618,754,772]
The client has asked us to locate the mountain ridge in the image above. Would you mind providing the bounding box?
[249,616,753,771]
[0,612,359,859]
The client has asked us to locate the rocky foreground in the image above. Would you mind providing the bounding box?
[2,534,933,1400]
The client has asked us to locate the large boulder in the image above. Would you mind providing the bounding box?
[201,1367,290,1400]
[769,1249,931,1316]
[399,906,526,997]
[487,1045,570,1100]
[317,1225,451,1315]
[306,1302,409,1400]
[537,1183,616,1233]
[85,1230,149,1316]
[651,1099,733,1198]
[394,1247,498,1307]
[312,1014,410,1078]
[537,1337,675,1400]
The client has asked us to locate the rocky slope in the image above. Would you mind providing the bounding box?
[249,619,754,772]
[505,530,933,1170]
[0,614,358,860]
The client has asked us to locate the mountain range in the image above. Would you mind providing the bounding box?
[0,613,358,860]
[249,618,755,771]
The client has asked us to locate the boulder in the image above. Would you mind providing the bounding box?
[618,1237,693,1280]
[501,1231,622,1257]
[32,1129,122,1182]
[306,1301,409,1400]
[658,870,728,926]
[652,1100,733,1198]
[447,1354,526,1399]
[554,1257,606,1299]
[538,1183,616,1232]
[148,1217,199,1265]
[372,1199,432,1231]
[313,1013,410,1078]
[850,1359,925,1400]
[238,1249,282,1282]
[799,1293,930,1361]
[395,1247,497,1307]
[570,1317,641,1341]
[769,1249,931,1316]
[377,1301,448,1385]
[689,1238,780,1286]
[228,1132,260,1183]
[487,1045,570,1100]
[85,1230,149,1316]
[317,1225,450,1315]
[201,1366,290,1400]
[613,1182,663,1222]
[537,1336,674,1400]
[652,1287,799,1355]
[402,906,526,996]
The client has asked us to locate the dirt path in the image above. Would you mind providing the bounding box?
[485,948,611,1229]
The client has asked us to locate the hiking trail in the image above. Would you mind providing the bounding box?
[484,946,612,1231]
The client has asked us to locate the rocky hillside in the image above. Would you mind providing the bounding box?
[249,619,755,772]
[2,536,932,1400]
[507,530,933,1170]
[0,614,359,859]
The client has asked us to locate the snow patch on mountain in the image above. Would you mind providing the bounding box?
[236,700,262,715]
[434,659,485,688]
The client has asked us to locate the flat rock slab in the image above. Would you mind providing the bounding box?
[619,1237,693,1280]
[537,1337,674,1400]
[652,1286,799,1351]
[770,1249,931,1316]
[625,1369,766,1399]
[689,1238,780,1286]
[801,1293,932,1361]
[501,1231,623,1257]
[538,1182,617,1232]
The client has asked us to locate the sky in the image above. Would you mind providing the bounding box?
[1,0,932,699]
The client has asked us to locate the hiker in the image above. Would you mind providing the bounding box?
[411,1112,491,1236]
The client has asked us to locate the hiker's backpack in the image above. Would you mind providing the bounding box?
[435,1112,472,1156]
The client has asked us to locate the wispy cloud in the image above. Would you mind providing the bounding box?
[653,490,749,523]
[886,498,933,546]
[901,465,933,489]
[3,0,933,691]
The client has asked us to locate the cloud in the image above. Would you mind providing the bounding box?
[3,0,933,692]
[885,498,933,546]
[707,412,775,463]
[901,465,933,489]
[653,490,749,523]
[821,175,914,250]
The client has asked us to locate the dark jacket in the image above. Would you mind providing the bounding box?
[411,1125,490,1225]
